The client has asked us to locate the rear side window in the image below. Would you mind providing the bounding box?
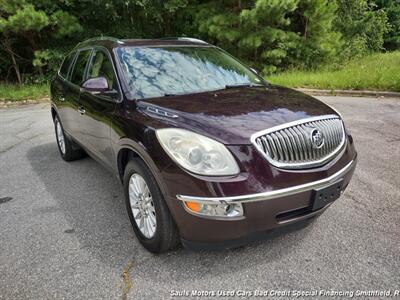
[70,49,91,85]
[59,51,76,78]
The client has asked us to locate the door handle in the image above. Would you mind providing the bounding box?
[78,107,86,115]
[59,96,65,102]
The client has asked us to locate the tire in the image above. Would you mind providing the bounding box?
[123,159,179,253]
[54,116,85,161]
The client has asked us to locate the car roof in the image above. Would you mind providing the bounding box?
[74,36,212,50]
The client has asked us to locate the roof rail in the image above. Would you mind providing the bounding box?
[158,37,208,44]
[78,36,124,45]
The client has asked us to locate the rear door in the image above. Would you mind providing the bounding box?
[65,48,92,143]
[78,48,120,168]
[52,50,76,134]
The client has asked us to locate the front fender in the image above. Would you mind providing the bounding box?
[113,137,170,200]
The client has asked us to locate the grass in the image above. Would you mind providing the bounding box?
[0,83,49,102]
[268,51,400,92]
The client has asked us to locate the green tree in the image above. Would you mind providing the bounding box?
[287,0,341,69]
[0,0,82,83]
[335,0,389,59]
[0,0,49,83]
[374,0,400,49]
[239,0,300,73]
[61,0,191,38]
[194,0,340,74]
[0,0,397,84]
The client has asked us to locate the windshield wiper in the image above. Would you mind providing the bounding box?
[161,83,264,97]
[225,83,263,89]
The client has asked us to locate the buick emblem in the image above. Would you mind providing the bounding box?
[310,128,324,148]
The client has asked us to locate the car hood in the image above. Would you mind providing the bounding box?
[140,85,337,145]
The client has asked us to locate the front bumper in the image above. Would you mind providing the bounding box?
[166,155,357,248]
[177,159,356,205]
[150,134,357,248]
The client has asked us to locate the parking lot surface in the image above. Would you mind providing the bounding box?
[0,96,399,299]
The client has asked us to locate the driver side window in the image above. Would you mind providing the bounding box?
[87,49,118,91]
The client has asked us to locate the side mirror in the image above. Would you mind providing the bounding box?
[82,77,109,94]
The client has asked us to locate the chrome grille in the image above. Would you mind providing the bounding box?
[251,115,346,169]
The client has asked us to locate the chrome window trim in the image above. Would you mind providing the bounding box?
[176,158,356,204]
[68,47,93,86]
[57,50,78,81]
[250,115,347,169]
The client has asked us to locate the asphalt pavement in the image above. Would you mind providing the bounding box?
[0,96,399,299]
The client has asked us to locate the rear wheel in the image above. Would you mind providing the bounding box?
[54,116,84,161]
[123,159,179,253]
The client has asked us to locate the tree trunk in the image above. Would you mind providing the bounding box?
[10,51,22,84]
[304,18,308,39]
[2,37,22,84]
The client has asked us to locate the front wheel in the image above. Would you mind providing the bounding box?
[123,159,179,253]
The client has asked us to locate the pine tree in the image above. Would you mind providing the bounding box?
[194,0,340,74]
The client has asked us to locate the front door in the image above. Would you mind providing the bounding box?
[78,48,119,169]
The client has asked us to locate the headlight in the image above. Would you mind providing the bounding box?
[156,128,240,176]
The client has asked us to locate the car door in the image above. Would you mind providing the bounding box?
[64,48,92,142]
[52,50,76,135]
[78,48,120,168]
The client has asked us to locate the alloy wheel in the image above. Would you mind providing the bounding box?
[128,173,157,239]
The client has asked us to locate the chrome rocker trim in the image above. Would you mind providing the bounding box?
[177,158,357,204]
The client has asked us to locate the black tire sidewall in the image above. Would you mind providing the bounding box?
[54,116,69,160]
[54,115,84,161]
[123,159,178,253]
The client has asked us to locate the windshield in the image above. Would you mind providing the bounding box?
[115,46,264,99]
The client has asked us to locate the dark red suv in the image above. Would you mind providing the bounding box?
[50,37,357,253]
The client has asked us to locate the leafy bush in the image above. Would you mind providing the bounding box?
[375,0,400,49]
[335,0,389,60]
[32,49,64,82]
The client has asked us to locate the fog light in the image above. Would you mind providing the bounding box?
[183,201,243,218]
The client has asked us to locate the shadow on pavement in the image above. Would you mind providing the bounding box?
[27,142,315,280]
